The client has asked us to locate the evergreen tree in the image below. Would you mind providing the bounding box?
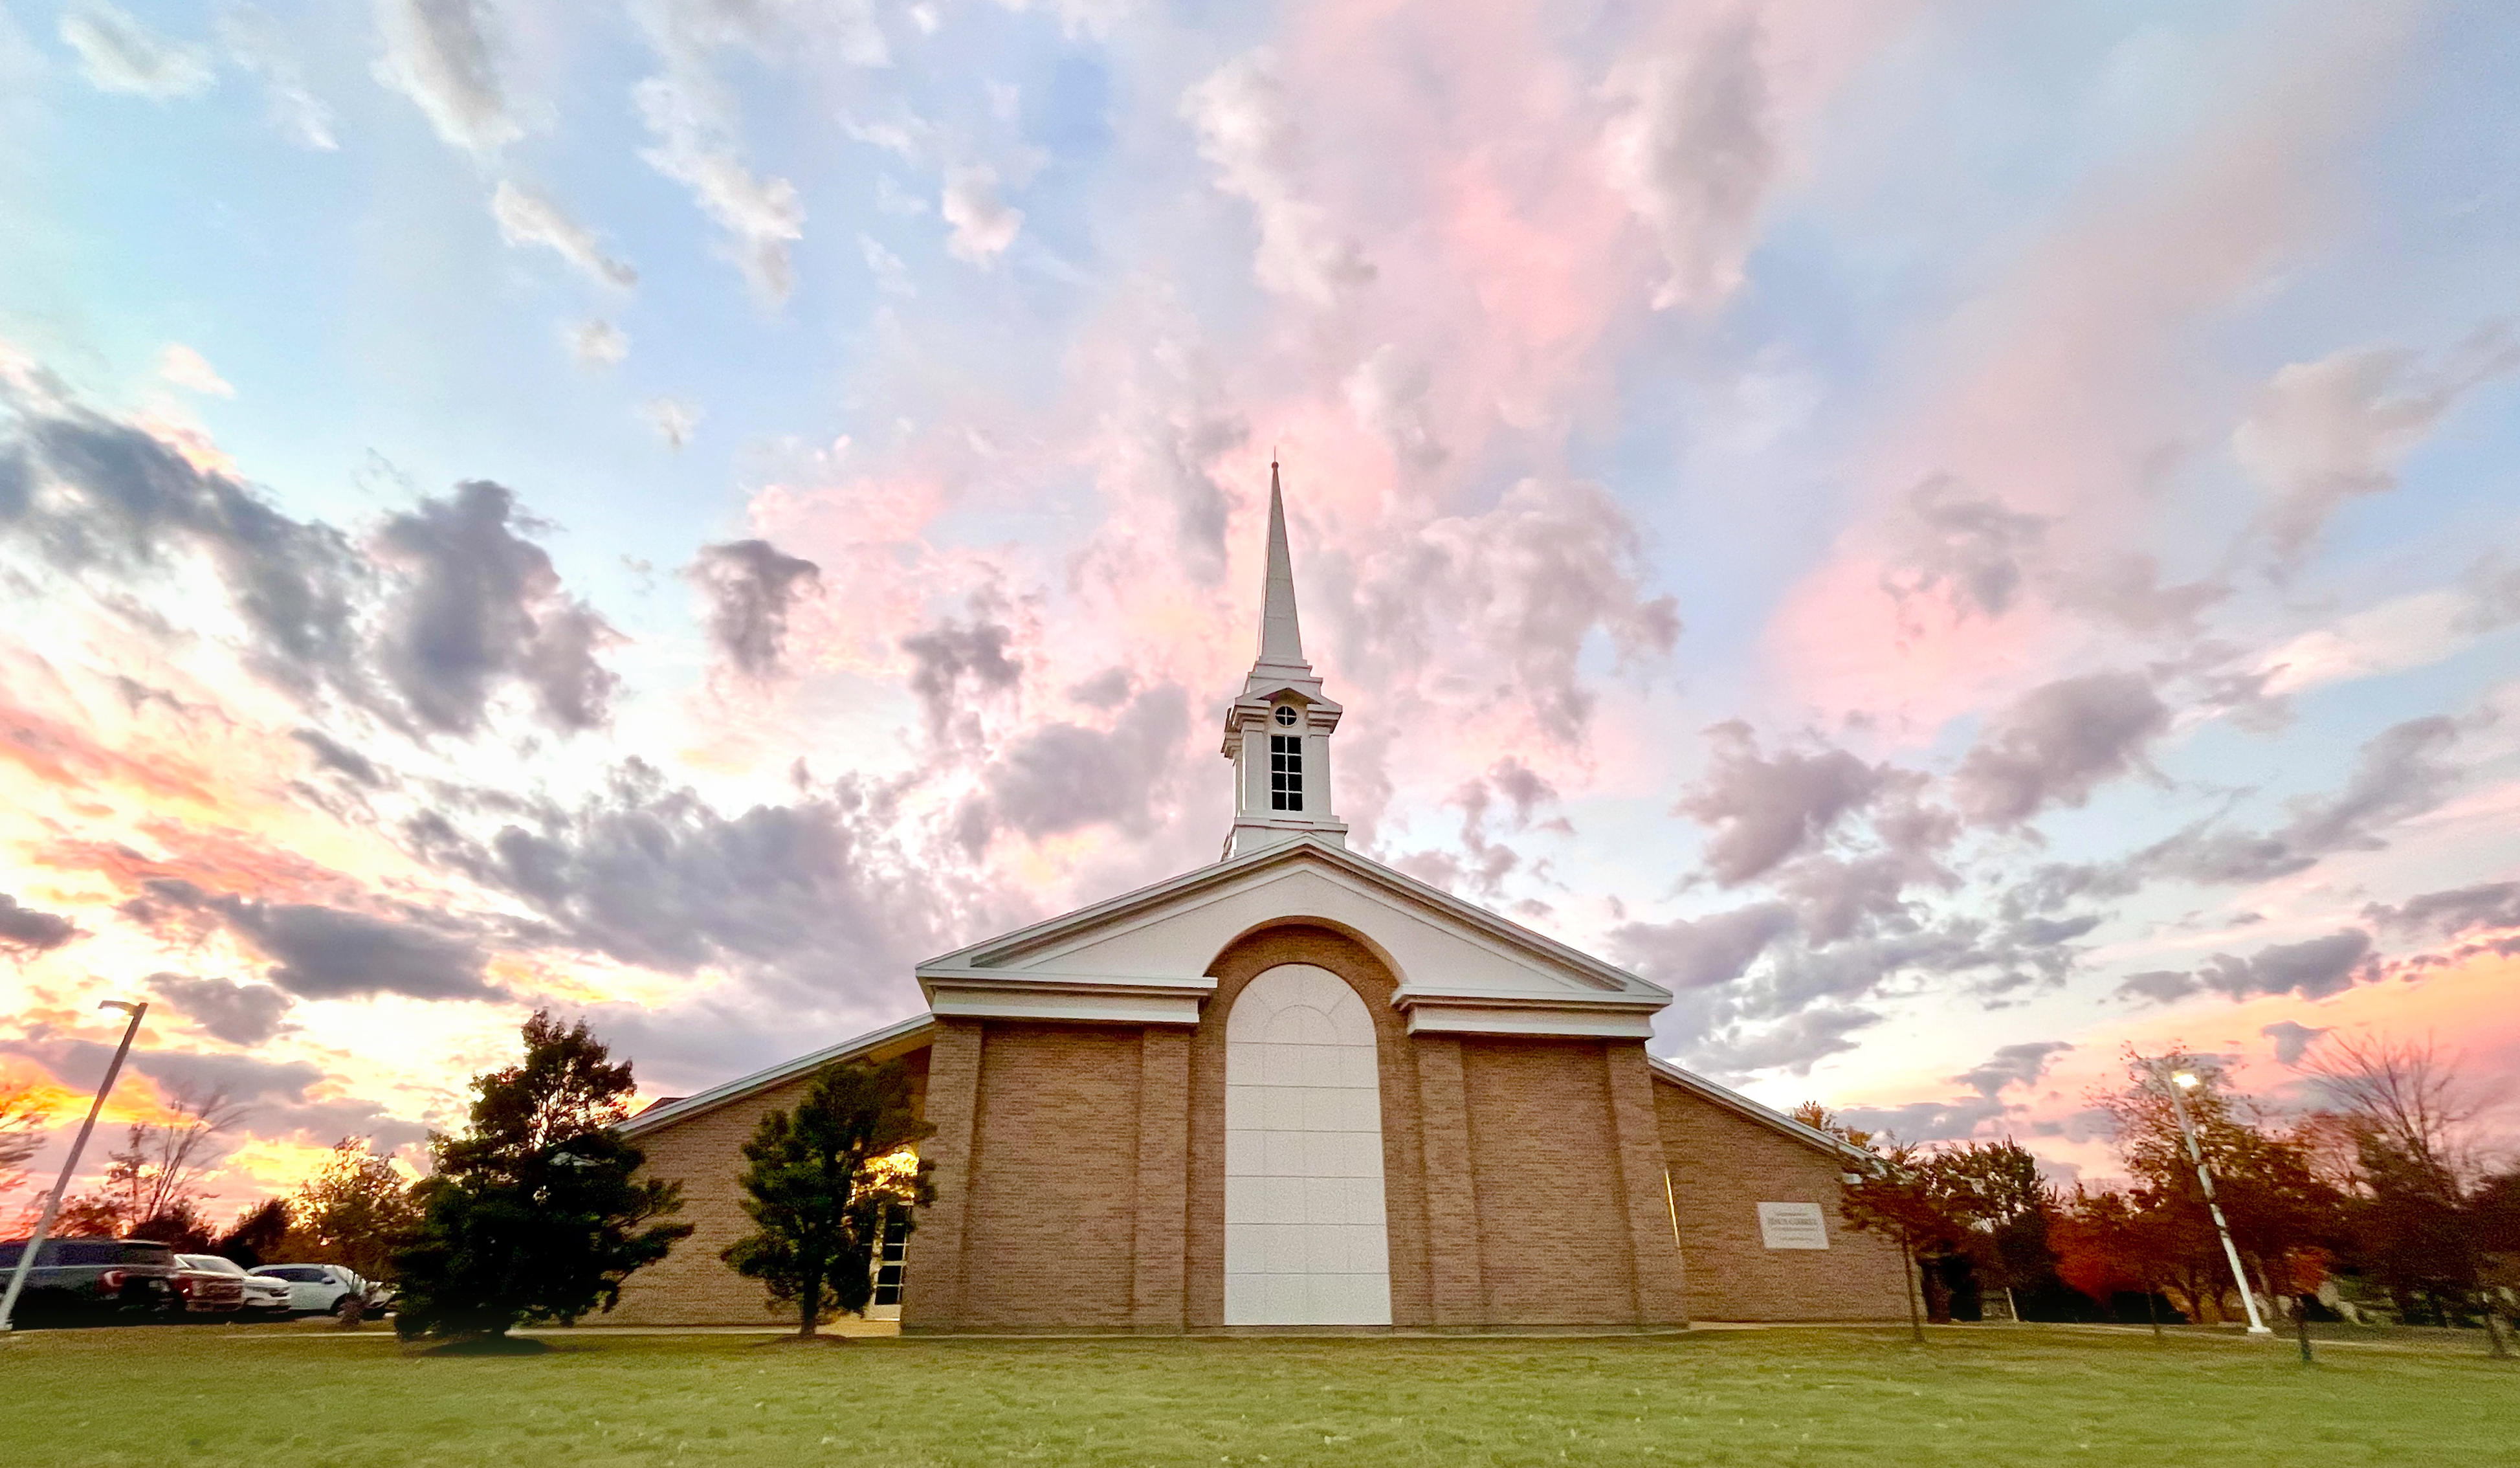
[217,1197,293,1268]
[722,1058,933,1337]
[393,1012,691,1344]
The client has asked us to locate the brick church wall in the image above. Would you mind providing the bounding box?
[1653,1076,1911,1321]
[608,1047,930,1326]
[955,1022,1145,1329]
[1460,1038,1642,1324]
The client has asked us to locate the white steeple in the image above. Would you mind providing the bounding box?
[1222,463,1346,859]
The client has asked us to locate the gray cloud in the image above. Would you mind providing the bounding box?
[6,385,373,704]
[291,728,386,787]
[901,614,1022,746]
[1601,14,1774,311]
[1880,476,2050,623]
[147,972,295,1046]
[1687,1004,1882,1078]
[373,480,619,735]
[1609,902,1796,992]
[2364,881,2520,940]
[2119,928,2376,1006]
[4,386,621,743]
[2260,1019,2331,1067]
[1678,721,1882,885]
[1834,1095,2008,1144]
[1,1031,426,1150]
[124,880,496,1002]
[688,539,822,683]
[59,3,213,98]
[1954,671,2169,827]
[955,684,1191,850]
[1951,1040,2073,1098]
[0,892,79,956]
[405,759,962,1011]
[372,0,518,154]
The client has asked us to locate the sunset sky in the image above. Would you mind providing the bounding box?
[3,0,2517,1212]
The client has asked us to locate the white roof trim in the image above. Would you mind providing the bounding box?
[619,1012,935,1139]
[1645,1054,1871,1161]
[920,835,1670,1005]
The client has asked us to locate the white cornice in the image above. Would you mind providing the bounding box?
[1393,987,1666,1039]
[916,968,1215,1025]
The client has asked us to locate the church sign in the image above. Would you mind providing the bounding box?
[1756,1201,1829,1250]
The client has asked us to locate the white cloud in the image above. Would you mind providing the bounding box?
[1180,50,1372,306]
[645,397,702,450]
[2234,324,2519,560]
[1600,16,1776,311]
[861,234,913,296]
[159,344,235,397]
[630,0,815,304]
[372,0,518,155]
[217,3,338,150]
[59,3,213,98]
[492,181,638,289]
[569,320,629,368]
[941,166,1022,265]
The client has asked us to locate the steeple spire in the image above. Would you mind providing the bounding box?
[1258,460,1305,667]
[1221,460,1346,859]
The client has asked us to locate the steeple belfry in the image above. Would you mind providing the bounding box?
[1222,463,1347,859]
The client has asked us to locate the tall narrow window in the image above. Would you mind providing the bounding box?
[1269,734,1303,810]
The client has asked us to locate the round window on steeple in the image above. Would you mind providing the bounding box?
[1272,704,1298,728]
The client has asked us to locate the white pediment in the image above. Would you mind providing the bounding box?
[915,838,1670,1038]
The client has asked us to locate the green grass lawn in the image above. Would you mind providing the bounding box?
[4,1323,2514,1467]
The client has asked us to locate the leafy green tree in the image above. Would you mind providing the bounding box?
[1839,1140,1971,1340]
[285,1137,422,1281]
[723,1058,933,1337]
[393,1012,691,1344]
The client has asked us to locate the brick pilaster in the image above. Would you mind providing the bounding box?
[1413,1034,1483,1326]
[900,1018,985,1332]
[1131,1026,1191,1332]
[1606,1042,1689,1325]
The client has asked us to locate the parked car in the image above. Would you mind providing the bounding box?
[176,1254,289,1317]
[247,1263,382,1318]
[0,1237,183,1326]
[165,1253,249,1315]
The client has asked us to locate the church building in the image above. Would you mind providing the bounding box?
[610,473,1910,1331]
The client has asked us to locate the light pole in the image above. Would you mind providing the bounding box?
[2149,1058,2270,1336]
[1,1000,148,1335]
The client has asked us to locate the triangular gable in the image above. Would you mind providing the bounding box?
[916,837,1670,1038]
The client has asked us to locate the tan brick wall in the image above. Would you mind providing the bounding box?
[610,1047,931,1326]
[1187,925,1433,1329]
[1460,1038,1641,1324]
[957,1021,1144,1330]
[1653,1076,1912,1322]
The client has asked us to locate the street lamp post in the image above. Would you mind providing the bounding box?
[2150,1058,2271,1336]
[0,1000,148,1335]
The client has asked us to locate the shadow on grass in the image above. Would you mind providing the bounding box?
[421,1335,553,1357]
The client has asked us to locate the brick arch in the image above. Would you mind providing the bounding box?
[1187,924,1433,1328]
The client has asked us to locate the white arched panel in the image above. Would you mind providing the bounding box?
[1222,963,1391,1326]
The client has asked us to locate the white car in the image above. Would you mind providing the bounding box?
[177,1254,292,1316]
[247,1263,378,1317]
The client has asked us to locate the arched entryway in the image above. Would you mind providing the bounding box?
[1222,962,1392,1325]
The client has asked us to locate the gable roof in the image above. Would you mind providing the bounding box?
[923,834,1670,1003]
[1645,1054,1870,1161]
[617,1012,935,1139]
